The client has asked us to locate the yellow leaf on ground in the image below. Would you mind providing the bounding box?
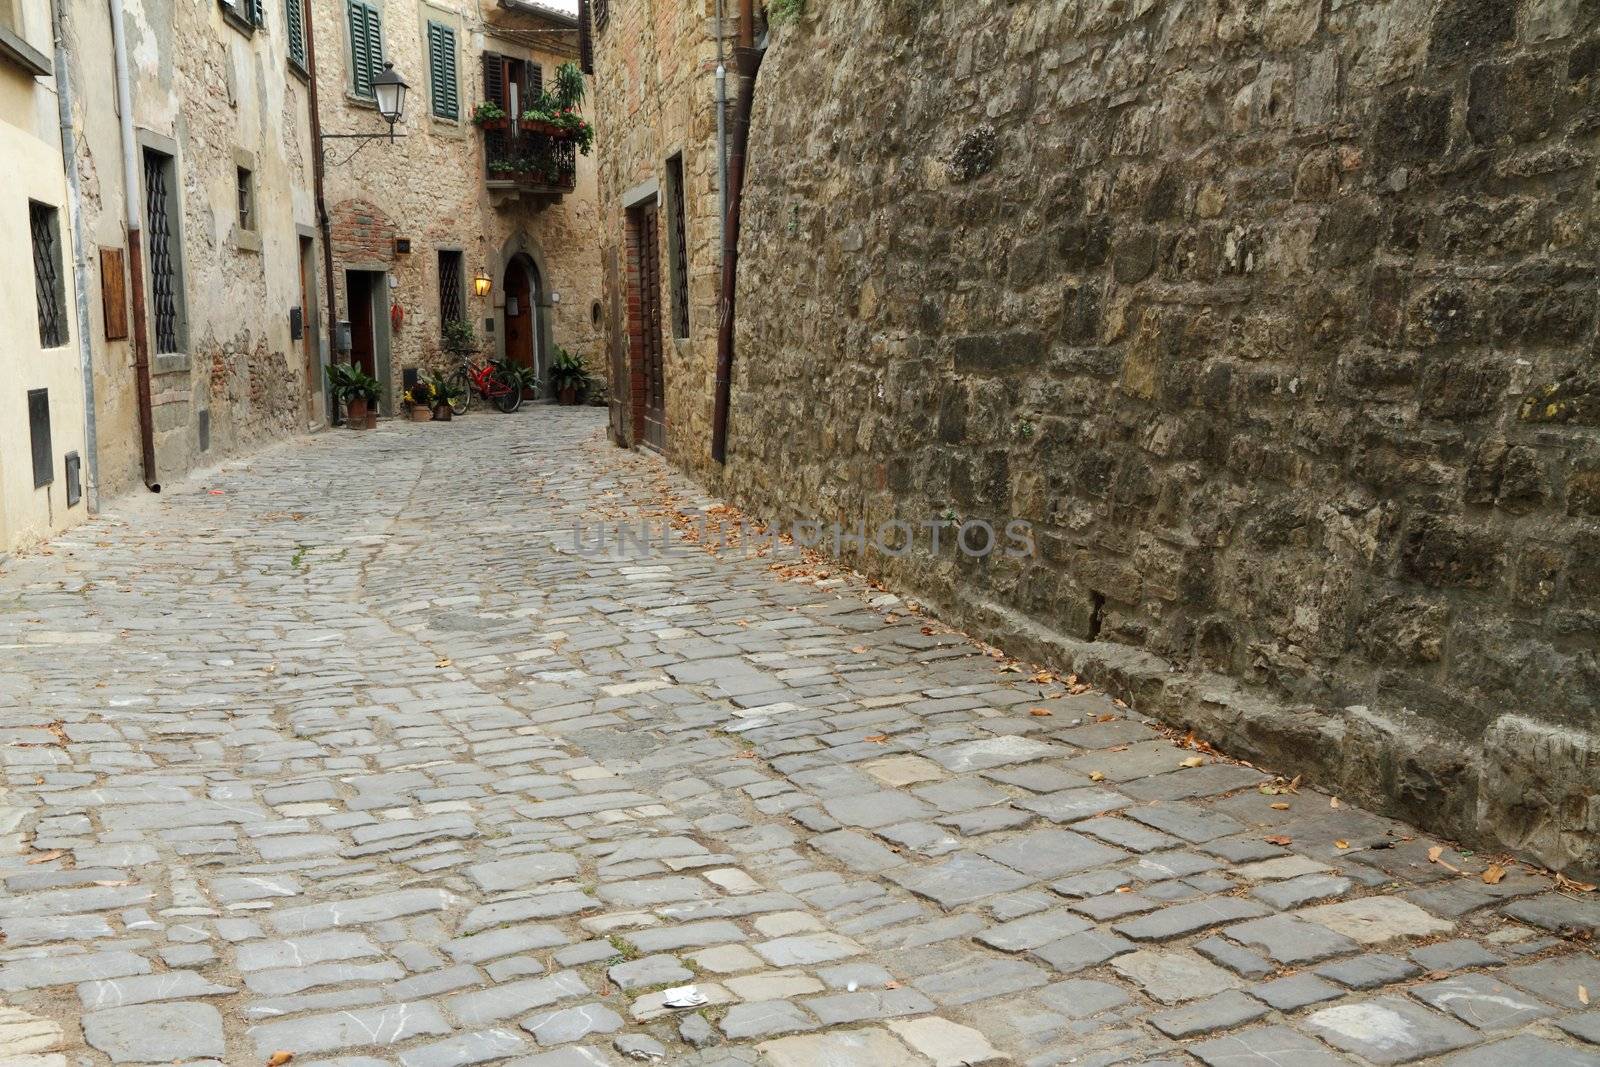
[1481,864,1506,885]
[436,658,452,668]
[1270,802,1290,811]
[1580,985,1590,1005]
[25,850,62,865]
[1088,771,1106,782]
[1427,845,1446,863]
[864,734,890,744]
[1335,840,1351,849]
[1330,797,1341,808]
[1265,835,1293,846]
[1179,756,1206,768]
[1029,708,1052,717]
[268,1053,295,1066]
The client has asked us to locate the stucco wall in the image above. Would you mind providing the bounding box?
[712,0,1600,872]
[61,0,320,499]
[312,0,602,405]
[0,0,90,553]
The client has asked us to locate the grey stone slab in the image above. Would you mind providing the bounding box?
[1252,874,1353,910]
[1148,988,1268,1038]
[1194,935,1275,979]
[1036,979,1130,1018]
[522,1003,625,1045]
[1015,789,1132,824]
[1224,913,1361,964]
[1074,815,1181,853]
[1411,972,1558,1029]
[1110,949,1246,1004]
[802,987,934,1024]
[465,853,581,893]
[444,924,570,963]
[1250,973,1344,1010]
[822,790,935,829]
[977,909,1092,952]
[1409,940,1502,971]
[0,949,151,992]
[913,956,1049,1005]
[1304,996,1478,1064]
[1503,894,1600,938]
[979,829,1125,879]
[1189,1025,1355,1066]
[1112,897,1270,941]
[397,1028,531,1067]
[1315,952,1421,989]
[1124,804,1244,843]
[1435,1035,1600,1066]
[271,889,452,934]
[886,852,1035,906]
[83,1002,224,1063]
[78,970,234,1009]
[1031,929,1135,973]
[1502,955,1600,1009]
[718,999,818,1038]
[236,933,383,971]
[757,1028,926,1067]
[608,954,692,990]
[809,829,904,873]
[1556,1014,1600,1046]
[925,736,1062,772]
[596,876,717,907]
[446,971,590,1025]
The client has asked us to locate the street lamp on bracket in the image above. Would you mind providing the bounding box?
[320,63,410,166]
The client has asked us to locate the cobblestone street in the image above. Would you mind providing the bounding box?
[0,409,1596,1067]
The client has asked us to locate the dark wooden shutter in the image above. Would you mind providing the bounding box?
[577,0,593,74]
[428,23,458,119]
[28,390,52,489]
[593,0,608,31]
[286,0,306,68]
[481,51,505,107]
[251,0,264,27]
[527,63,543,106]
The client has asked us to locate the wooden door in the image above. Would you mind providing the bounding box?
[504,259,536,387]
[638,202,666,451]
[349,272,376,380]
[299,237,319,423]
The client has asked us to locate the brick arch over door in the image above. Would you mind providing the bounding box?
[328,199,397,269]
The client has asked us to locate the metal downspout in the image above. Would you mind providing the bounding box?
[303,0,341,425]
[108,0,158,491]
[715,0,727,245]
[709,0,761,465]
[51,0,100,510]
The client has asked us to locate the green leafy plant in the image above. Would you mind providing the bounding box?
[349,368,381,402]
[442,319,479,356]
[492,357,540,395]
[553,62,586,110]
[404,379,437,408]
[471,101,507,126]
[423,372,463,406]
[548,346,590,397]
[325,362,378,403]
[767,0,804,25]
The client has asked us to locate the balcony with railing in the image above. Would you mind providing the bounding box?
[482,119,577,201]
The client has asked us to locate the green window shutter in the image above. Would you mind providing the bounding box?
[350,2,382,98]
[251,0,264,27]
[286,0,305,68]
[428,22,458,120]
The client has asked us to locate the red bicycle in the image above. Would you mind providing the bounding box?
[447,355,539,415]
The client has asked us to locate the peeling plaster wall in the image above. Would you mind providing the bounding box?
[62,0,320,499]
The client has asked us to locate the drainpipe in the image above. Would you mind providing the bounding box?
[52,0,100,510]
[714,0,727,244]
[709,0,761,465]
[303,0,341,425]
[109,0,158,491]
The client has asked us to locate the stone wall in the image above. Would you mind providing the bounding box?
[313,0,602,409]
[721,0,1600,872]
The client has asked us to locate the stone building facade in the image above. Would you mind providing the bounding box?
[589,0,729,455]
[59,0,323,500]
[1,0,91,553]
[313,0,602,412]
[599,0,1600,873]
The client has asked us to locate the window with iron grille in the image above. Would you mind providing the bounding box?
[665,154,689,340]
[237,166,256,232]
[143,148,185,354]
[593,0,608,32]
[286,0,307,70]
[426,21,459,120]
[348,0,383,99]
[218,0,264,32]
[438,250,464,332]
[29,201,67,349]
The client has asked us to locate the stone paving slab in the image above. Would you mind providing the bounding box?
[0,410,1592,1066]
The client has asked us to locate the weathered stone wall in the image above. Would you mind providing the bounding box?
[313,0,602,409]
[590,0,730,456]
[722,0,1600,871]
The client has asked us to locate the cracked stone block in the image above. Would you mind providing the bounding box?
[823,791,936,829]
[1193,935,1275,978]
[753,932,864,966]
[979,829,1126,879]
[863,755,948,787]
[396,1028,530,1067]
[1031,929,1135,974]
[1411,973,1558,1030]
[522,1003,625,1045]
[608,955,694,990]
[1249,973,1344,1010]
[1503,894,1600,938]
[757,1027,924,1067]
[803,987,936,1024]
[1298,896,1454,945]
[1305,996,1478,1064]
[718,999,818,1038]
[1501,955,1600,1008]
[725,971,825,1000]
[1252,874,1353,910]
[925,736,1061,772]
[887,853,1035,906]
[1016,788,1132,824]
[1314,952,1422,989]
[1189,1024,1354,1066]
[1434,1034,1600,1066]
[810,829,905,873]
[913,956,1049,1005]
[1110,949,1244,1004]
[1112,896,1270,941]
[977,908,1092,952]
[82,1002,224,1063]
[1036,979,1130,1018]
[1410,940,1502,971]
[1555,1014,1600,1046]
[0,1005,62,1059]
[887,1016,1005,1066]
[77,971,234,1009]
[1147,988,1268,1038]
[1224,913,1361,964]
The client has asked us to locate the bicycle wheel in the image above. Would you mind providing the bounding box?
[493,379,523,414]
[448,368,472,415]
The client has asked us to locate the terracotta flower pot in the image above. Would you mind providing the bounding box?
[410,406,433,421]
[432,403,453,422]
[347,396,369,427]
[477,117,510,131]
[366,408,379,430]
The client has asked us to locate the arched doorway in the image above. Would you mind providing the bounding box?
[503,253,541,396]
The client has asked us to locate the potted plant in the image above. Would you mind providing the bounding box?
[353,369,381,428]
[424,373,461,421]
[471,101,508,130]
[404,379,436,421]
[327,363,379,428]
[548,347,589,405]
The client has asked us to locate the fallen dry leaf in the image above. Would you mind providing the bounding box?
[1580,985,1590,1005]
[1179,756,1206,768]
[1095,713,1117,723]
[435,658,452,668]
[1114,885,1133,893]
[1029,708,1052,717]
[1088,771,1106,782]
[1481,864,1507,885]
[1556,873,1598,893]
[1264,834,1293,847]
[1270,802,1291,811]
[1427,845,1446,863]
[1335,840,1351,849]
[268,1053,295,1067]
[1330,797,1341,808]
[864,734,890,744]
[884,980,902,990]
[25,850,63,865]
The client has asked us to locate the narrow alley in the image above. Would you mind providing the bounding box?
[0,411,1594,1067]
